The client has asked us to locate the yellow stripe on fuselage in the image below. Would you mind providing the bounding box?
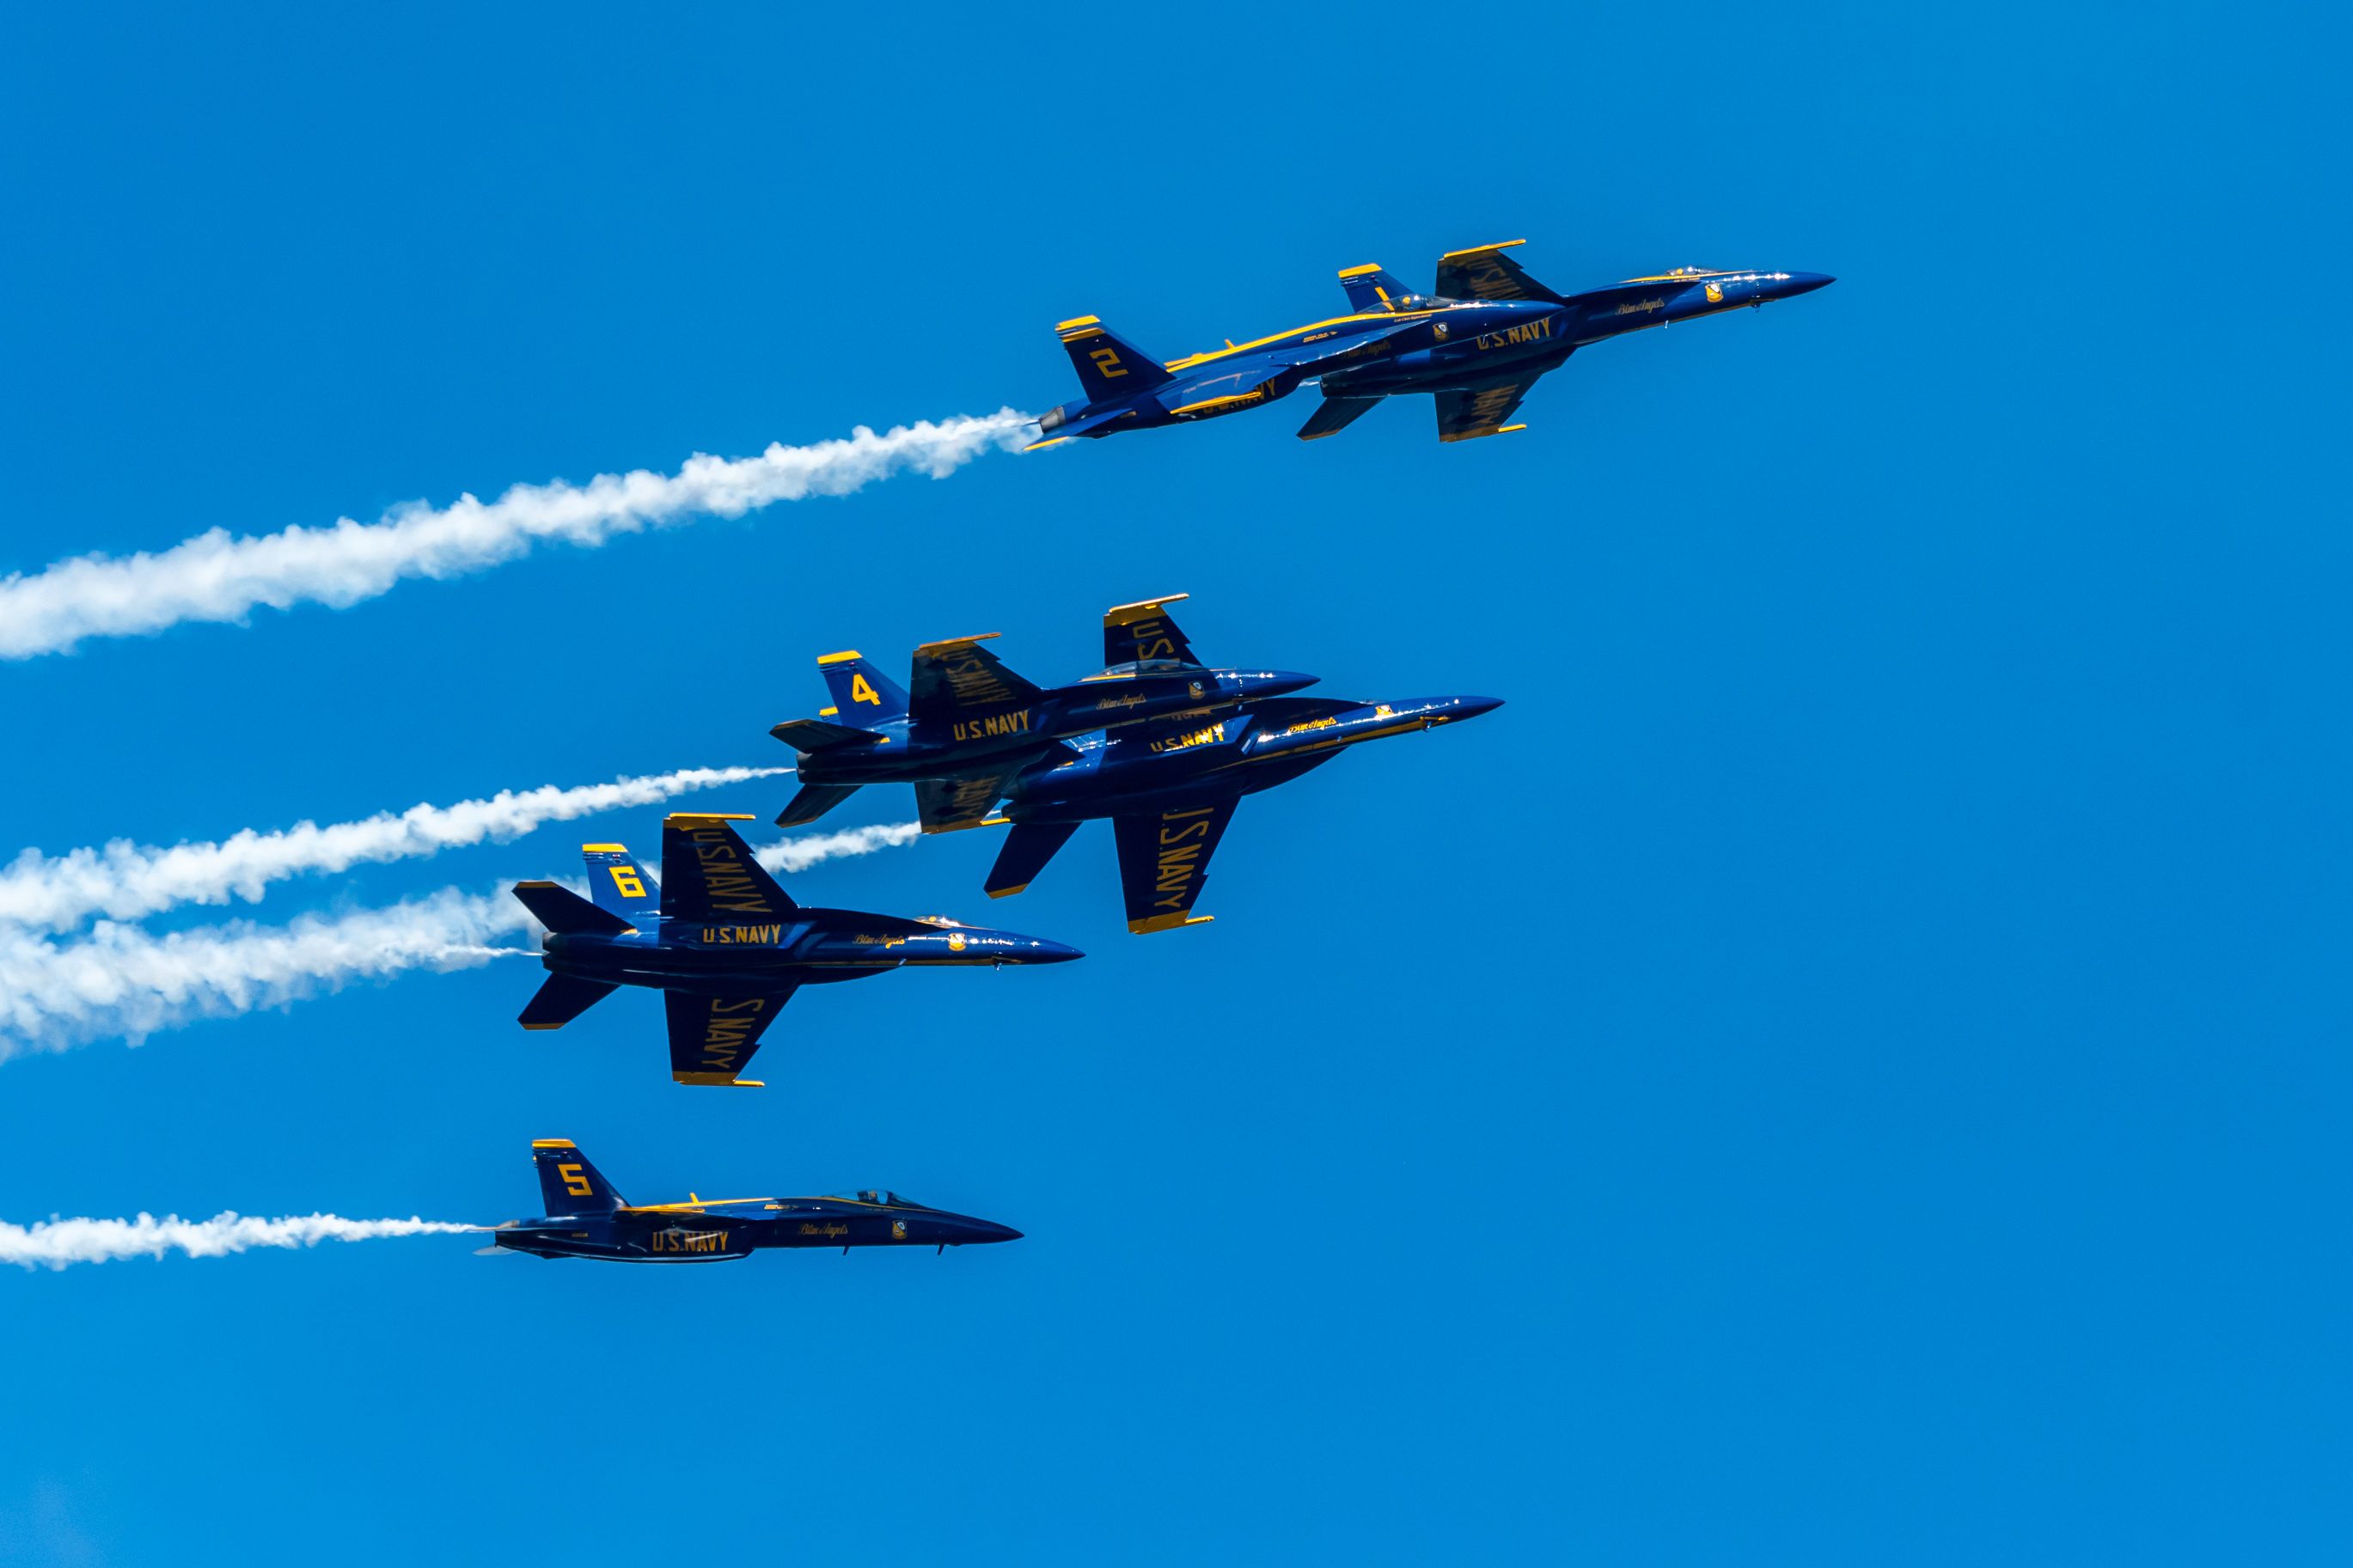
[1161,308,1444,372]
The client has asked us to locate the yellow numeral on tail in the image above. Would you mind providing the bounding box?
[851,674,881,705]
[608,865,645,900]
[558,1162,592,1198]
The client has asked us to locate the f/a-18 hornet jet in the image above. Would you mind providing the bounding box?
[485,1138,1020,1262]
[984,691,1503,932]
[510,812,1081,1087]
[1028,240,1833,448]
[770,594,1315,833]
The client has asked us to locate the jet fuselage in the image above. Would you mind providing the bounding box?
[999,694,1505,824]
[494,1193,1022,1263]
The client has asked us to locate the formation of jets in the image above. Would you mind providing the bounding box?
[1030,240,1831,448]
[490,236,1829,1263]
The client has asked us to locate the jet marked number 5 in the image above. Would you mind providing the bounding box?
[608,865,646,900]
[1091,347,1127,379]
[558,1162,593,1198]
[851,674,882,705]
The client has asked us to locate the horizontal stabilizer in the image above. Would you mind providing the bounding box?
[987,821,1081,899]
[1297,394,1383,442]
[775,781,862,829]
[510,881,633,937]
[770,717,888,753]
[519,973,619,1031]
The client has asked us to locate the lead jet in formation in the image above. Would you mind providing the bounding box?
[770,594,1315,833]
[510,812,1081,1087]
[1028,240,1833,448]
[984,692,1503,932]
[485,1138,1021,1263]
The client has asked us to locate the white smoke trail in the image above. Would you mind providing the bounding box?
[0,410,1034,659]
[0,766,791,932]
[0,822,925,1057]
[0,888,528,1058]
[757,821,921,873]
[1,1211,475,1270]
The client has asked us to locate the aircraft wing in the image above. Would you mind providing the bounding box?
[1435,374,1549,443]
[665,986,798,1086]
[908,635,1046,729]
[914,763,1024,834]
[1112,799,1240,934]
[1103,594,1199,669]
[660,815,798,922]
[1433,240,1562,303]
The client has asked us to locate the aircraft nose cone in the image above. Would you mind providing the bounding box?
[979,1223,1024,1244]
[1250,669,1320,699]
[1781,272,1836,297]
[1452,695,1506,721]
[1025,938,1086,964]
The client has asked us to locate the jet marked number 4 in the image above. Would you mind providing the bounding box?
[851,674,882,705]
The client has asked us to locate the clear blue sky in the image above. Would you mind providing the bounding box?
[2,3,2345,1562]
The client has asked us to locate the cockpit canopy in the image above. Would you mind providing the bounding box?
[828,1189,910,1206]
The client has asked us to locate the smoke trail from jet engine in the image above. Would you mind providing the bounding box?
[0,822,925,1057]
[0,766,792,932]
[0,888,529,1057]
[0,1211,476,1270]
[0,410,1034,659]
[756,821,922,872]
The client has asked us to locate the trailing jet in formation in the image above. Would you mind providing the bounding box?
[1027,240,1833,448]
[510,812,1081,1087]
[983,692,1503,932]
[484,1138,1021,1263]
[770,595,1315,833]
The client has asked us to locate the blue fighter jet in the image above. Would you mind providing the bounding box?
[486,1138,1021,1263]
[1028,240,1833,448]
[771,594,1316,833]
[511,812,1081,1086]
[983,692,1502,932]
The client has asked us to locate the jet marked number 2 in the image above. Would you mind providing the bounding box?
[558,1162,593,1198]
[851,674,882,705]
[1091,347,1127,379]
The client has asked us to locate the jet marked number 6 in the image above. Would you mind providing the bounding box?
[608,865,646,900]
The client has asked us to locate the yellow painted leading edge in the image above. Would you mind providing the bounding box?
[1129,912,1216,935]
[1337,263,1384,278]
[912,632,1001,654]
[1104,593,1188,623]
[665,812,756,825]
[1054,314,1101,331]
[671,1073,767,1088]
[816,650,863,665]
[531,1138,576,1149]
[580,842,626,852]
[1438,238,1528,261]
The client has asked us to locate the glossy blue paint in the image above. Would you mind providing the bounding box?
[984,694,1503,931]
[772,596,1316,833]
[511,814,1080,1085]
[493,1140,1020,1263]
[1029,247,1833,447]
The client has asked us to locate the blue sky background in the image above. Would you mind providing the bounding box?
[2,3,2346,1562]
